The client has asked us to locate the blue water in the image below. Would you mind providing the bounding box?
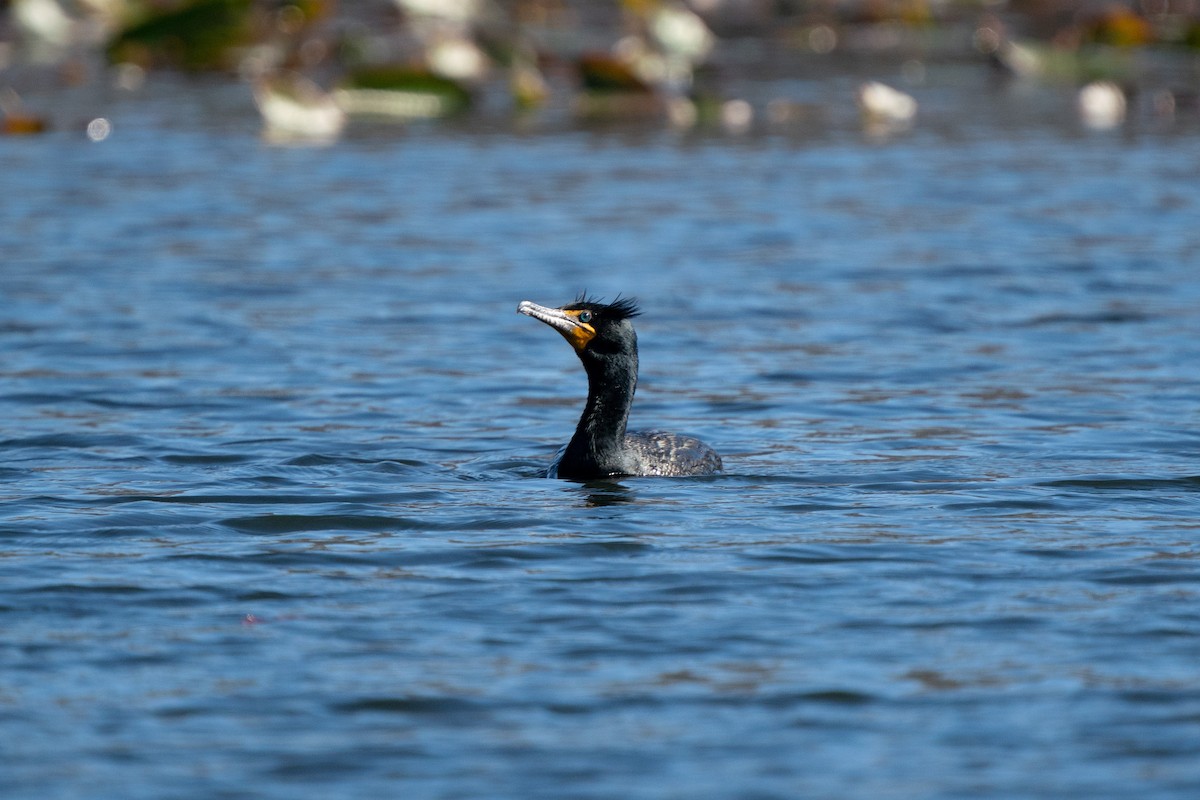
[4,74,1200,798]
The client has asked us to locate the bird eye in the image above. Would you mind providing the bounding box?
[579,311,593,324]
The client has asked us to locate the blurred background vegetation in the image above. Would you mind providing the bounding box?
[2,0,1199,136]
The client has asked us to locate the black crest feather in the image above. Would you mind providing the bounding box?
[569,291,641,321]
[606,295,641,321]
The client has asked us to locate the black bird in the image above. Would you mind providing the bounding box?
[517,295,722,479]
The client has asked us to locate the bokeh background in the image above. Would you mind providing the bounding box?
[3,0,1200,139]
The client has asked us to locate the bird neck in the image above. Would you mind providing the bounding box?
[562,351,638,475]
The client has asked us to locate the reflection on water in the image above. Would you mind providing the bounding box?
[580,481,638,508]
[3,31,1200,800]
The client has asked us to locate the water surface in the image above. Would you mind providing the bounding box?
[3,74,1200,798]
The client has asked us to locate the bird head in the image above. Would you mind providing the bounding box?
[517,294,640,360]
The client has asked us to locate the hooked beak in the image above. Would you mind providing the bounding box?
[517,300,579,335]
[518,300,595,351]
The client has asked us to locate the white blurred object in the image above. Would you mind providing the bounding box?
[720,99,753,133]
[975,26,1044,80]
[395,0,482,24]
[13,0,76,47]
[333,87,461,119]
[666,96,698,129]
[1078,81,1126,130]
[649,2,714,65]
[857,81,917,123]
[86,117,112,142]
[614,34,667,87]
[427,35,490,83]
[994,39,1043,79]
[648,1,714,92]
[808,24,837,54]
[113,62,146,91]
[253,73,346,142]
[610,1,715,95]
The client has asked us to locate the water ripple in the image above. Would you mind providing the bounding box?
[5,107,1200,800]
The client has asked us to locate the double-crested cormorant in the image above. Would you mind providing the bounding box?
[517,295,722,479]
